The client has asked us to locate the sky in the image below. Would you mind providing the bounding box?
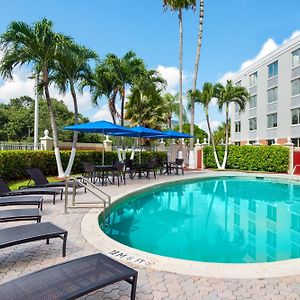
[0,0,300,132]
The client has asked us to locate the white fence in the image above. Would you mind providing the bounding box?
[0,142,40,151]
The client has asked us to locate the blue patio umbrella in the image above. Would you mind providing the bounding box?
[64,120,132,164]
[110,126,165,163]
[158,130,193,139]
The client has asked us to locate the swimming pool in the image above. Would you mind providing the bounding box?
[103,176,300,264]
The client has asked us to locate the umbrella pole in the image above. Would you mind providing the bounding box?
[102,131,105,165]
[139,137,141,165]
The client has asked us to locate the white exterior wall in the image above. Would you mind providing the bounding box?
[230,35,300,144]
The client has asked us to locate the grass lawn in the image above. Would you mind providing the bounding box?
[8,176,61,191]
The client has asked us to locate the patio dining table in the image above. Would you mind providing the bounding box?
[95,164,115,186]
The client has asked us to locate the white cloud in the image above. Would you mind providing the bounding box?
[218,30,300,84]
[156,65,189,94]
[198,120,221,132]
[90,106,112,122]
[0,63,93,115]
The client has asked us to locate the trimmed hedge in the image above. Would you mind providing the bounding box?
[0,150,167,181]
[203,145,290,173]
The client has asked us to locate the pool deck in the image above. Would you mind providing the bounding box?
[1,170,300,299]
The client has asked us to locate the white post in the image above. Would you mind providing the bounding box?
[33,95,39,150]
[284,137,294,174]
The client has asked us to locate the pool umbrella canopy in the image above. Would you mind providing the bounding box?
[154,130,193,139]
[64,120,132,134]
[110,126,166,163]
[110,125,165,138]
[64,120,132,164]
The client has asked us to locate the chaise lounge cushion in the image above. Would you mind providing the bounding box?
[0,253,138,300]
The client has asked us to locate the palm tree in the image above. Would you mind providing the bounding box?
[217,80,249,169]
[190,0,205,148]
[162,92,188,129]
[163,0,196,133]
[187,82,222,169]
[84,62,119,124]
[126,69,167,127]
[0,18,72,177]
[104,51,145,126]
[50,43,97,176]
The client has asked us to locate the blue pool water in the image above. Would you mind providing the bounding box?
[103,177,300,263]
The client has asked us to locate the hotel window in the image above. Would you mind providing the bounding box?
[249,117,257,131]
[248,220,256,235]
[267,205,277,222]
[248,199,256,213]
[235,121,241,133]
[292,78,300,96]
[234,103,240,113]
[249,72,257,86]
[235,80,242,87]
[291,244,300,259]
[267,230,277,248]
[268,61,278,78]
[292,49,300,68]
[268,87,278,103]
[292,138,300,147]
[267,113,277,128]
[292,108,300,125]
[247,243,256,259]
[234,212,240,226]
[291,213,300,232]
[249,95,257,109]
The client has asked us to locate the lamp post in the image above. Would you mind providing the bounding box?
[33,94,39,150]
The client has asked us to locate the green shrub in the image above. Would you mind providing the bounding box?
[203,145,289,173]
[0,150,167,181]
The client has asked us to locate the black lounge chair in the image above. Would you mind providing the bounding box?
[0,195,43,210]
[0,253,138,300]
[0,222,68,257]
[0,208,41,223]
[25,167,84,191]
[0,178,62,205]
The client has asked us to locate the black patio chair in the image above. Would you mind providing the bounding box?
[112,162,126,186]
[82,162,97,183]
[0,222,68,257]
[25,167,84,192]
[125,159,136,180]
[145,159,157,179]
[0,253,137,300]
[169,158,184,175]
[0,195,43,210]
[0,178,62,205]
[0,208,41,223]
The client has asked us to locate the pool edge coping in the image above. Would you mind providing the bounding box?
[81,171,300,279]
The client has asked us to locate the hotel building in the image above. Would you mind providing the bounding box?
[230,35,300,146]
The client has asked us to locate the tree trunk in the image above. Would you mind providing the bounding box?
[190,0,204,149]
[65,81,79,176]
[42,68,64,178]
[108,89,118,124]
[205,107,221,169]
[221,103,229,170]
[120,86,125,126]
[178,8,183,133]
[168,115,172,130]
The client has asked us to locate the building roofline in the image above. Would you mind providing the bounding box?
[232,34,300,82]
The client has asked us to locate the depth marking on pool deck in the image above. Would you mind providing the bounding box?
[108,250,156,266]
[81,172,300,278]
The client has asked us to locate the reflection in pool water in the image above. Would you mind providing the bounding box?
[103,177,300,263]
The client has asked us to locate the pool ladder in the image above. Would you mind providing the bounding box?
[64,176,111,225]
[289,165,300,183]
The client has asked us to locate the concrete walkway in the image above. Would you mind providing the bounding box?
[0,171,300,299]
